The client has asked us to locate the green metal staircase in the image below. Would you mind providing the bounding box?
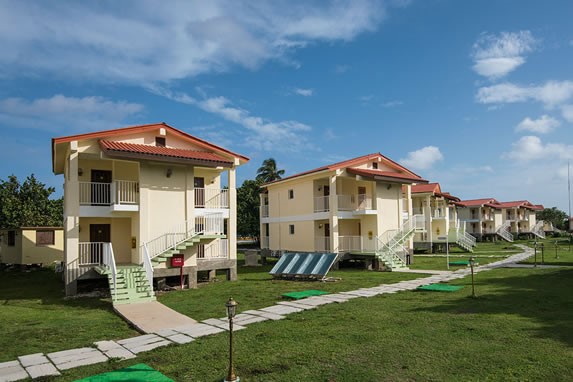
[95,265,156,305]
[376,217,420,270]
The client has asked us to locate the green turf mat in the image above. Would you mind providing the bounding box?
[416,284,464,292]
[449,260,473,266]
[282,289,329,299]
[75,363,174,382]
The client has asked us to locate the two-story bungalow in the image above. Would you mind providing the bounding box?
[52,123,248,303]
[457,198,544,241]
[410,183,476,252]
[260,153,427,270]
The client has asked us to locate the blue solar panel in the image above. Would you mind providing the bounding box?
[269,253,337,279]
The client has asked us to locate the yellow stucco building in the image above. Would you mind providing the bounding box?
[260,153,428,269]
[0,227,64,266]
[52,123,248,301]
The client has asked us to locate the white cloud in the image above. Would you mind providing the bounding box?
[0,0,386,84]
[334,64,350,74]
[400,146,443,170]
[515,115,560,134]
[148,86,313,152]
[503,135,573,162]
[476,80,573,108]
[293,88,314,97]
[561,104,573,122]
[0,95,143,132]
[471,31,536,79]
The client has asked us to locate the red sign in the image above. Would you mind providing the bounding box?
[170,255,184,267]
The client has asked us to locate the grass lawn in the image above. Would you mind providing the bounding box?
[520,237,573,266]
[50,267,573,381]
[0,268,138,362]
[410,255,501,271]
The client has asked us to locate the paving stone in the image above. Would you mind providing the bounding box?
[26,363,60,379]
[176,323,225,338]
[18,353,49,367]
[129,340,172,354]
[200,319,246,332]
[116,334,160,347]
[48,347,108,371]
[0,361,29,382]
[260,305,303,315]
[165,334,195,345]
[94,341,136,360]
[292,297,335,306]
[231,315,269,326]
[117,334,172,354]
[276,301,318,310]
[242,310,285,321]
[155,328,181,337]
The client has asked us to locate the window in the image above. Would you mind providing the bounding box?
[288,189,294,199]
[36,230,55,246]
[372,162,378,169]
[7,230,15,246]
[289,224,295,235]
[155,137,166,147]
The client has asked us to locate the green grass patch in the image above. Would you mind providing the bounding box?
[53,267,573,381]
[520,237,573,266]
[0,268,138,362]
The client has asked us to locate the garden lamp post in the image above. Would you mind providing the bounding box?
[224,297,239,382]
[468,256,477,298]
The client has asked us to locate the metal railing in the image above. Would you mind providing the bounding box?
[142,244,154,292]
[314,196,330,212]
[261,236,269,249]
[198,239,229,260]
[260,205,269,217]
[495,221,514,242]
[315,236,331,252]
[79,180,139,206]
[338,236,362,252]
[194,188,229,209]
[142,214,225,260]
[79,242,117,298]
[531,220,546,239]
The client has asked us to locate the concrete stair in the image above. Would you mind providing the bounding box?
[107,266,156,305]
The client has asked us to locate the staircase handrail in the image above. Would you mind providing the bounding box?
[102,242,117,300]
[142,243,154,290]
[531,220,546,239]
[495,221,513,242]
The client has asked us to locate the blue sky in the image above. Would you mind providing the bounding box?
[1,0,572,212]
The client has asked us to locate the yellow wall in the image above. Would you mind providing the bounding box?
[267,176,318,217]
[0,228,64,265]
[79,218,132,264]
[376,183,401,234]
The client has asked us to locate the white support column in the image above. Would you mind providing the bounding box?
[185,166,195,234]
[228,166,237,261]
[64,141,80,296]
[329,174,339,253]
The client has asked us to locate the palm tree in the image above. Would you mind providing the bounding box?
[256,158,285,183]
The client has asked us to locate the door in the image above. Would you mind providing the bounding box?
[322,185,330,210]
[90,224,111,264]
[91,170,112,205]
[357,186,367,209]
[324,223,330,251]
[194,177,205,208]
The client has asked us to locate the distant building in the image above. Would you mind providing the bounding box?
[0,227,64,266]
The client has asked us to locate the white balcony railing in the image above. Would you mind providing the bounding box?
[79,180,139,206]
[199,239,229,260]
[315,236,331,252]
[314,196,330,212]
[261,205,269,217]
[261,236,269,249]
[194,188,229,209]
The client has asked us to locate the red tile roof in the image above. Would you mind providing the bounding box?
[263,153,423,186]
[496,200,539,210]
[456,198,499,207]
[100,140,233,165]
[412,183,441,194]
[530,204,544,211]
[52,122,248,173]
[346,168,427,183]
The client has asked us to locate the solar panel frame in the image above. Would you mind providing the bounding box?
[269,252,337,279]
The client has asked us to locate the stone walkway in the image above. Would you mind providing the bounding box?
[0,245,536,382]
[114,301,197,333]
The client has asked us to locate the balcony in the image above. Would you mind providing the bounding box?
[260,205,269,218]
[313,194,373,214]
[315,236,331,252]
[198,239,229,260]
[78,242,114,266]
[194,188,229,209]
[338,236,376,253]
[79,180,139,212]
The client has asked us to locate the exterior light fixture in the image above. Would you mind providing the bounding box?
[166,168,173,178]
[78,168,84,176]
[468,256,478,298]
[224,297,239,382]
